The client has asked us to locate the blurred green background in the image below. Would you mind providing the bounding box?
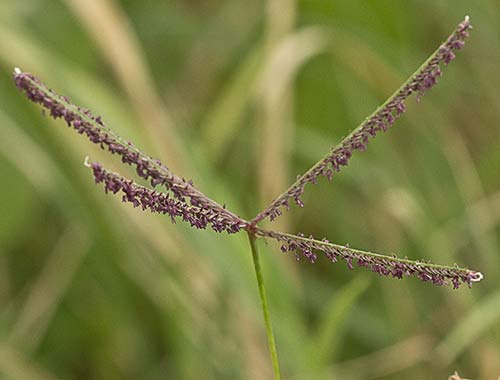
[0,1,499,379]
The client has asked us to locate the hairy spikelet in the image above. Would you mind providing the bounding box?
[13,68,247,232]
[255,228,483,289]
[88,160,243,233]
[252,16,472,224]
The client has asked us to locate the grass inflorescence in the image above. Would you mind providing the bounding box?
[13,16,482,380]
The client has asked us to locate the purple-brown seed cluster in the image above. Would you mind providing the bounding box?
[90,162,244,233]
[13,17,483,290]
[13,69,247,232]
[256,228,483,289]
[252,16,472,224]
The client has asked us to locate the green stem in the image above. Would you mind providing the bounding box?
[247,231,281,380]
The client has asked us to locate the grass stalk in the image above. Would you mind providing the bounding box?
[247,231,281,380]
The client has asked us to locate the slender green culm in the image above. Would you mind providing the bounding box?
[247,232,281,380]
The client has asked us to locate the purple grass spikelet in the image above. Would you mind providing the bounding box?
[255,228,483,289]
[252,16,472,225]
[85,159,245,234]
[13,68,247,229]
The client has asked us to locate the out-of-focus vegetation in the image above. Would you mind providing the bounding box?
[0,1,499,379]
